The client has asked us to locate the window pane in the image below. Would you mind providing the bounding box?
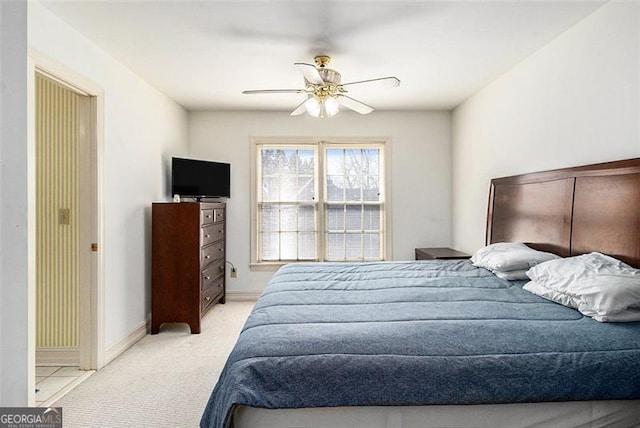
[261,204,279,232]
[363,149,379,175]
[280,176,299,201]
[261,233,279,261]
[327,205,344,232]
[345,205,362,231]
[262,177,280,202]
[363,176,380,201]
[279,149,297,175]
[326,149,343,175]
[326,175,344,201]
[344,149,361,175]
[297,150,315,174]
[297,176,314,201]
[298,205,316,232]
[327,233,345,260]
[261,149,279,176]
[344,177,362,202]
[280,232,297,260]
[363,205,381,231]
[346,233,362,259]
[364,233,381,259]
[298,232,316,260]
[279,205,297,232]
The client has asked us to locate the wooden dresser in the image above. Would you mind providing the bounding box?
[151,202,226,334]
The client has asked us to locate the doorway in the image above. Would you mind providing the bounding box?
[32,63,104,380]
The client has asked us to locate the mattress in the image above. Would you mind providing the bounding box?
[200,260,640,428]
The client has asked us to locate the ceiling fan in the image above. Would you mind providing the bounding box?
[242,55,400,118]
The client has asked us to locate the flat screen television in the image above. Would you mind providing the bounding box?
[171,157,230,199]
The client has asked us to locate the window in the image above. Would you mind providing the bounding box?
[253,139,387,266]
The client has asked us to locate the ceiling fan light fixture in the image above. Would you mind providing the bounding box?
[304,95,339,118]
[324,96,339,117]
[304,96,321,117]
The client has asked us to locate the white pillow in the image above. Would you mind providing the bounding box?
[493,269,529,281]
[575,275,640,322]
[523,280,578,309]
[471,242,560,273]
[525,252,640,322]
[526,252,639,286]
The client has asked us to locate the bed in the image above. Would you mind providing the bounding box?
[201,158,640,428]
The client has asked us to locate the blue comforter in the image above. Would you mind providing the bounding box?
[200,260,640,428]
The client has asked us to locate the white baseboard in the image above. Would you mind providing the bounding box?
[38,370,95,408]
[225,290,262,302]
[104,319,150,365]
[36,347,79,366]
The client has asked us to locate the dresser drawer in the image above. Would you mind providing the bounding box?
[201,258,224,290]
[201,240,224,266]
[201,222,224,247]
[213,208,225,223]
[201,209,215,225]
[202,277,224,310]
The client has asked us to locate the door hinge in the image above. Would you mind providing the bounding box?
[91,243,98,252]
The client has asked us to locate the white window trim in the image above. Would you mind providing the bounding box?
[250,136,393,271]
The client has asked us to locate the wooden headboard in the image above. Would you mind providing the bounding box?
[486,158,640,268]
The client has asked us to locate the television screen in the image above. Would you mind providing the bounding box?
[171,157,230,198]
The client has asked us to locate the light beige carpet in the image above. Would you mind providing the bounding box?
[54,301,256,428]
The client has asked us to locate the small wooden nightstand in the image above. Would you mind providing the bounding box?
[415,247,471,261]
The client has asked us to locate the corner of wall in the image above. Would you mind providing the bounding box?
[0,0,31,407]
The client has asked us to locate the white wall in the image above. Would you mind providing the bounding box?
[0,0,31,407]
[189,111,451,293]
[28,2,189,348]
[451,1,640,254]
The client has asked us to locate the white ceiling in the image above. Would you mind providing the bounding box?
[40,0,605,112]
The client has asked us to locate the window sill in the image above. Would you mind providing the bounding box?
[250,260,322,272]
[249,262,289,272]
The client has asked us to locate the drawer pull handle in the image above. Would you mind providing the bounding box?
[205,234,210,238]
[219,266,224,272]
[206,215,212,218]
[204,276,211,280]
[218,283,223,288]
[205,255,210,259]
[205,296,211,301]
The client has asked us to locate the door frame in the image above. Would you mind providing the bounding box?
[28,49,105,382]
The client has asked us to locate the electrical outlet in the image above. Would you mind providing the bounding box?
[230,267,237,278]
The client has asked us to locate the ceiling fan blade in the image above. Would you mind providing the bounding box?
[337,95,374,115]
[242,89,305,95]
[340,76,400,89]
[294,62,324,85]
[290,98,309,116]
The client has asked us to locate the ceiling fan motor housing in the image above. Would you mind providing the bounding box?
[304,62,343,100]
[319,68,341,85]
[304,68,342,86]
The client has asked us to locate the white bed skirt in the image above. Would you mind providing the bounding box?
[232,400,640,428]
